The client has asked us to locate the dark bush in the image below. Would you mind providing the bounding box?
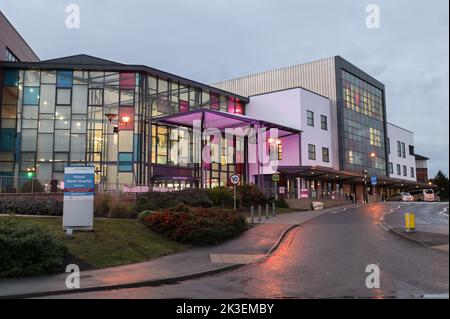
[0,197,62,216]
[205,186,233,208]
[237,184,268,208]
[108,201,137,219]
[19,180,45,193]
[94,194,111,217]
[0,218,66,278]
[136,189,213,211]
[143,205,248,246]
[274,198,289,208]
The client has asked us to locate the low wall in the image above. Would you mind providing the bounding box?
[286,199,352,210]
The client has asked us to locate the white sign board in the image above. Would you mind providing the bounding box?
[63,166,95,230]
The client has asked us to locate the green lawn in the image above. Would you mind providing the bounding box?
[26,217,189,269]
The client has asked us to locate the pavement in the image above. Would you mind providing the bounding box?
[382,202,449,251]
[0,203,356,299]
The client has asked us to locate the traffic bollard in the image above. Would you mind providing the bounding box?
[405,212,416,233]
[266,204,269,219]
[250,206,254,224]
[258,205,262,222]
[272,202,276,217]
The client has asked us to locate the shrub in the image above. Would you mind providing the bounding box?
[136,189,213,211]
[0,197,62,216]
[205,186,234,208]
[19,180,45,193]
[138,210,154,221]
[0,218,66,278]
[143,205,248,246]
[274,198,289,208]
[237,184,268,208]
[94,194,111,217]
[108,201,137,219]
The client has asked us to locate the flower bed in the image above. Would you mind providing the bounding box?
[142,205,248,246]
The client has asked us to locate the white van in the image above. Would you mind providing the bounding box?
[409,189,436,202]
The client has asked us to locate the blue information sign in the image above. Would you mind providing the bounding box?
[64,167,95,196]
[371,176,377,185]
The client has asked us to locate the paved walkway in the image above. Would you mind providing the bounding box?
[0,203,355,298]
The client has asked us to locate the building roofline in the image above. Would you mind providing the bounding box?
[414,153,429,161]
[211,56,335,86]
[247,85,330,101]
[0,56,249,102]
[387,122,414,134]
[0,10,39,61]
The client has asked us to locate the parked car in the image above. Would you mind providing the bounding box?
[408,189,436,202]
[388,192,414,202]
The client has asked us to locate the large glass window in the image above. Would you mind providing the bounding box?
[56,88,72,105]
[37,134,53,161]
[39,85,56,113]
[89,88,103,106]
[341,70,386,175]
[369,127,382,147]
[54,130,70,151]
[57,70,73,88]
[23,87,40,105]
[72,85,88,114]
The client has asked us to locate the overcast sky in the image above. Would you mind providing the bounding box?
[1,0,448,177]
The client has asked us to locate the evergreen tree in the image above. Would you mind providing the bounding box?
[431,170,449,200]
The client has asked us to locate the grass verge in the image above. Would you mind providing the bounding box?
[23,217,189,270]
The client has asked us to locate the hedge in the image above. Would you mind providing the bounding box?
[0,218,66,278]
[143,205,248,246]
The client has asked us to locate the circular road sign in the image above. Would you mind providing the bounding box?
[230,174,240,185]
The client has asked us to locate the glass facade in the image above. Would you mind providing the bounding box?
[341,70,387,176]
[0,66,247,191]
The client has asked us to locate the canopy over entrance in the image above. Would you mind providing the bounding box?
[153,108,301,137]
[278,165,434,189]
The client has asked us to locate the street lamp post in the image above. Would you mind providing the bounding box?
[105,113,130,197]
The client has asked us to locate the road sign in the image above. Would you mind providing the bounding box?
[272,173,280,182]
[371,176,377,185]
[230,174,240,185]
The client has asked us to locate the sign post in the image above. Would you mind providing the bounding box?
[63,166,95,232]
[272,173,280,200]
[371,176,377,203]
[230,174,240,211]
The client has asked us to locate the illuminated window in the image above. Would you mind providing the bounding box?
[369,127,382,147]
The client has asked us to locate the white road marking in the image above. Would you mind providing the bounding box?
[438,207,449,218]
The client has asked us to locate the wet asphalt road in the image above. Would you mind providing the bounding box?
[46,202,449,299]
